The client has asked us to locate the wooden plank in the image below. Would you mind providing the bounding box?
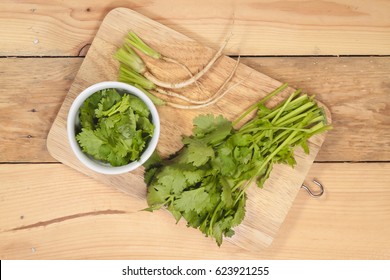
[1,57,389,163]
[241,57,390,162]
[0,0,389,56]
[46,7,331,250]
[0,162,389,259]
[0,58,81,162]
[271,162,390,259]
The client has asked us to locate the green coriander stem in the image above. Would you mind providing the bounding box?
[307,123,332,137]
[233,83,288,127]
[200,212,211,231]
[231,180,246,193]
[243,126,312,134]
[114,44,146,73]
[275,108,316,127]
[234,129,300,205]
[273,102,315,126]
[126,32,161,59]
[133,84,166,106]
[271,89,302,124]
[208,201,223,236]
[262,94,308,121]
[118,65,156,90]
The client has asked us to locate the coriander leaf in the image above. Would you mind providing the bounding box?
[142,204,164,212]
[94,89,122,118]
[190,114,232,145]
[224,229,235,238]
[201,175,218,193]
[206,190,222,213]
[212,146,236,176]
[129,95,150,117]
[220,178,233,209]
[107,149,128,166]
[173,188,210,214]
[183,169,205,185]
[144,167,158,186]
[115,111,137,138]
[94,120,110,140]
[97,144,111,160]
[167,203,182,223]
[183,210,207,229]
[192,114,217,137]
[76,129,106,159]
[231,133,254,147]
[159,171,187,195]
[231,195,246,227]
[256,162,273,188]
[199,177,222,213]
[233,146,252,165]
[137,116,154,136]
[147,185,171,207]
[79,91,104,130]
[156,165,180,180]
[125,131,146,161]
[96,93,130,117]
[184,142,214,167]
[212,216,233,246]
[102,113,122,129]
[143,151,162,171]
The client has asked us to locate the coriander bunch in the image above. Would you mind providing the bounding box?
[144,84,331,245]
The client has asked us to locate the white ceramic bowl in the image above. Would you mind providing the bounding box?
[67,81,160,175]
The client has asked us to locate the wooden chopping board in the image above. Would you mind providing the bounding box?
[47,8,331,250]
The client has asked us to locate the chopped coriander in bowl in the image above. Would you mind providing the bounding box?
[67,81,160,174]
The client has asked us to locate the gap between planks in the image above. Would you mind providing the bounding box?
[1,55,390,59]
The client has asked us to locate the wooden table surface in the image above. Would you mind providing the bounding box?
[0,0,389,259]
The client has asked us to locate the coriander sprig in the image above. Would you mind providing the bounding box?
[114,31,241,108]
[144,84,332,246]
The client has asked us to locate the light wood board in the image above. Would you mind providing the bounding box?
[1,0,389,56]
[47,8,331,250]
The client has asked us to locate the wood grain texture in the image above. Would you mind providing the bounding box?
[0,0,389,56]
[1,57,388,163]
[46,8,330,249]
[0,162,389,259]
[0,0,388,262]
[241,57,390,162]
[0,58,80,162]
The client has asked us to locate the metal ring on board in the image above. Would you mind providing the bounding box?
[301,179,324,198]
